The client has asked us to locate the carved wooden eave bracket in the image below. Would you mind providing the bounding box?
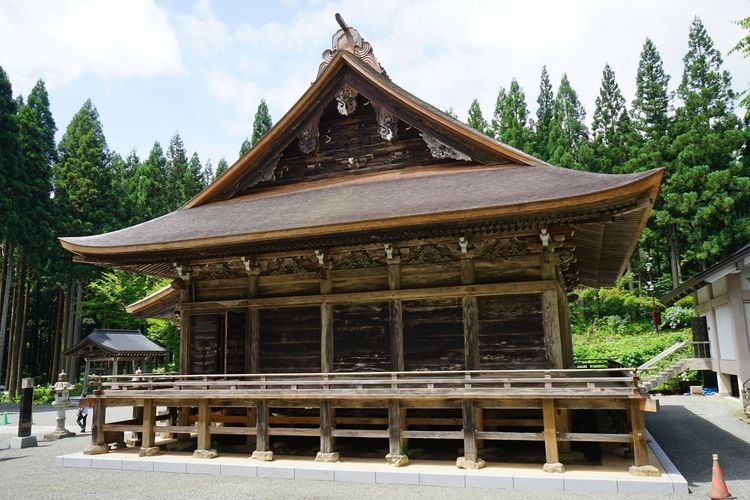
[374,104,399,142]
[335,84,358,116]
[318,14,386,78]
[419,132,472,161]
[297,111,323,154]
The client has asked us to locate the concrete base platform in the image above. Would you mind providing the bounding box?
[10,435,37,449]
[57,433,688,495]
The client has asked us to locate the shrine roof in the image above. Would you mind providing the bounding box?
[60,164,661,259]
[63,329,168,358]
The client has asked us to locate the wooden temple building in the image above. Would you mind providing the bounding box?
[60,17,663,472]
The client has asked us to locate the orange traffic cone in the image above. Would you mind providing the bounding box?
[709,453,734,499]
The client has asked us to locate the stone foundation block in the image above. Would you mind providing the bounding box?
[543,462,566,473]
[628,464,661,477]
[315,451,340,463]
[192,448,218,459]
[385,453,409,467]
[251,450,274,461]
[456,456,486,469]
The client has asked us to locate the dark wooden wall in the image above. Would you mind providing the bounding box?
[403,299,464,371]
[190,315,221,375]
[333,303,390,372]
[256,95,469,188]
[477,295,545,369]
[259,307,321,373]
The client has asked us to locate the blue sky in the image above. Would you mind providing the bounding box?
[1,0,748,168]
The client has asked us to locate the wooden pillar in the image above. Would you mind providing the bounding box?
[175,406,190,444]
[111,358,119,389]
[630,399,648,467]
[139,399,160,456]
[193,399,218,458]
[460,258,476,286]
[249,308,260,374]
[178,284,191,375]
[386,399,408,466]
[251,400,273,461]
[84,397,109,455]
[542,399,564,472]
[321,303,333,373]
[462,296,480,370]
[315,400,339,462]
[457,399,485,469]
[542,290,564,368]
[389,301,404,371]
[82,358,91,396]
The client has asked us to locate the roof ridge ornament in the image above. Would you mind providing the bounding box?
[318,14,386,77]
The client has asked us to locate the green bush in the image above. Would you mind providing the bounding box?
[33,385,54,405]
[662,305,694,330]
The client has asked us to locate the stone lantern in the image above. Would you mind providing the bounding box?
[44,372,76,439]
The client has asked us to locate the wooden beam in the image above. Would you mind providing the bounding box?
[196,399,210,451]
[630,398,648,466]
[386,399,408,466]
[389,301,404,371]
[321,303,333,373]
[387,260,401,290]
[462,399,477,461]
[180,281,558,313]
[460,258,476,285]
[249,308,259,374]
[179,288,190,375]
[542,289,564,368]
[462,296,479,370]
[542,399,560,467]
[255,400,270,453]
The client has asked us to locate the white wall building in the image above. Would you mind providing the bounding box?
[663,243,750,398]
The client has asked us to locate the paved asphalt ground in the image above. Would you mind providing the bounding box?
[0,395,748,499]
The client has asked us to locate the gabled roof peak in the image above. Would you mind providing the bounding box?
[319,14,385,77]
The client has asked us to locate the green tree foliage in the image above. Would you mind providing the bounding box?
[0,66,20,242]
[185,152,205,198]
[626,39,673,279]
[467,98,490,136]
[491,79,532,151]
[240,98,273,156]
[53,100,115,239]
[659,17,750,274]
[589,64,635,173]
[548,74,589,168]
[165,133,190,210]
[444,107,458,119]
[213,157,229,180]
[729,17,750,116]
[533,66,554,160]
[631,38,671,141]
[203,159,214,186]
[129,142,169,223]
[83,271,179,360]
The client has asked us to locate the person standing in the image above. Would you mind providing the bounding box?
[76,395,89,432]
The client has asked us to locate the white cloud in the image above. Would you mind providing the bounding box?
[0,0,184,93]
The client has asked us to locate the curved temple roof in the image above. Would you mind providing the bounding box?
[58,22,663,290]
[61,164,661,256]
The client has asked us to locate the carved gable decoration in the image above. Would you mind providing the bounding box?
[318,15,385,77]
[335,84,358,116]
[419,133,471,161]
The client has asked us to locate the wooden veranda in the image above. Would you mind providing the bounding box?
[84,368,652,471]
